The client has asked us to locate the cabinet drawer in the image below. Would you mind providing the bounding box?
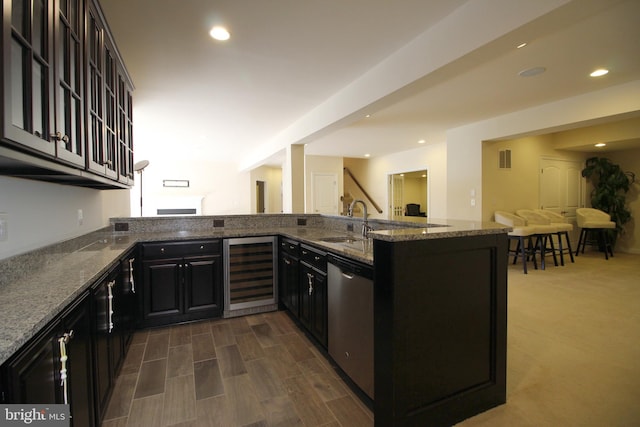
[142,240,221,259]
[300,244,327,272]
[279,238,299,257]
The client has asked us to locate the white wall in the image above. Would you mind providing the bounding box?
[304,155,343,214]
[0,176,129,259]
[250,165,283,214]
[127,157,251,216]
[355,142,447,220]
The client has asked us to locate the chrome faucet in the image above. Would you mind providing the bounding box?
[348,199,373,238]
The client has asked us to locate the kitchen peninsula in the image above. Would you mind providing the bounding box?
[0,214,508,427]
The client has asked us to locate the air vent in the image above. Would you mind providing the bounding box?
[499,149,512,169]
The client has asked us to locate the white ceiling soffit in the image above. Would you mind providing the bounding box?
[99,0,640,169]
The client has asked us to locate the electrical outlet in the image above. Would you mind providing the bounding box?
[77,209,83,226]
[0,213,8,242]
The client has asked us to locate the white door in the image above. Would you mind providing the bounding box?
[388,174,405,220]
[540,158,583,240]
[312,173,338,214]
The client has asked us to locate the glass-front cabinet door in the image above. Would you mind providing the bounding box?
[117,68,134,185]
[4,0,56,156]
[102,39,118,179]
[54,0,84,167]
[85,2,106,175]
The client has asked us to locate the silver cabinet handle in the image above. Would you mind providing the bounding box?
[307,272,314,295]
[58,330,74,404]
[284,259,291,265]
[129,257,136,293]
[342,272,354,280]
[314,256,320,261]
[107,280,115,333]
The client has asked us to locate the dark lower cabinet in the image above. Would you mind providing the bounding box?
[62,295,95,427]
[279,238,300,316]
[373,233,508,427]
[298,244,328,348]
[140,240,223,328]
[92,269,119,422]
[299,262,328,348]
[91,251,136,424]
[1,293,95,427]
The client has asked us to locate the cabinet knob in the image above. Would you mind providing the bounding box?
[160,248,165,253]
[50,131,69,143]
[200,245,204,250]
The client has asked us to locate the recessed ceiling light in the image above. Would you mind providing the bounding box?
[595,143,606,147]
[590,68,609,77]
[518,66,546,77]
[365,114,371,118]
[364,153,371,158]
[418,139,426,144]
[516,42,527,49]
[209,26,230,41]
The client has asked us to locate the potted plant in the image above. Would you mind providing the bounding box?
[581,156,636,240]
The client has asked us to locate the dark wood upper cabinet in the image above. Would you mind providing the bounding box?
[0,0,134,189]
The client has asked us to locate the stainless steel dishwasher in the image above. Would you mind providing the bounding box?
[327,253,374,399]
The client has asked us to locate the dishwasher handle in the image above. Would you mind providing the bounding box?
[327,254,373,280]
[342,272,355,280]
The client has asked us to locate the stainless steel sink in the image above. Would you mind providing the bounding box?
[319,236,363,244]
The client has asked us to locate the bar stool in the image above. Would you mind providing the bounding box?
[575,208,616,259]
[535,209,575,265]
[516,209,559,269]
[494,211,538,274]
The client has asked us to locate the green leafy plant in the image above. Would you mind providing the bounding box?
[581,156,636,235]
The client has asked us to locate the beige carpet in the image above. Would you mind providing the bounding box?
[458,251,640,426]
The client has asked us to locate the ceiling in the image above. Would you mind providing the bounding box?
[100,0,640,169]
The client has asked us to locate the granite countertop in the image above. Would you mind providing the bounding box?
[0,216,508,365]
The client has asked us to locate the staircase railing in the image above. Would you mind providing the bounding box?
[344,167,383,214]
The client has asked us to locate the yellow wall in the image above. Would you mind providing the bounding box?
[482,135,588,222]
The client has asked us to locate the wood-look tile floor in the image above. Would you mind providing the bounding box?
[101,311,373,427]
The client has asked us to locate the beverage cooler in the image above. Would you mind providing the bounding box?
[223,236,278,318]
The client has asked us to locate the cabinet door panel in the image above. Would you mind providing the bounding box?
[185,256,221,314]
[62,296,95,427]
[143,260,182,318]
[310,271,328,347]
[298,263,313,331]
[279,252,299,317]
[6,329,59,404]
[92,278,112,418]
